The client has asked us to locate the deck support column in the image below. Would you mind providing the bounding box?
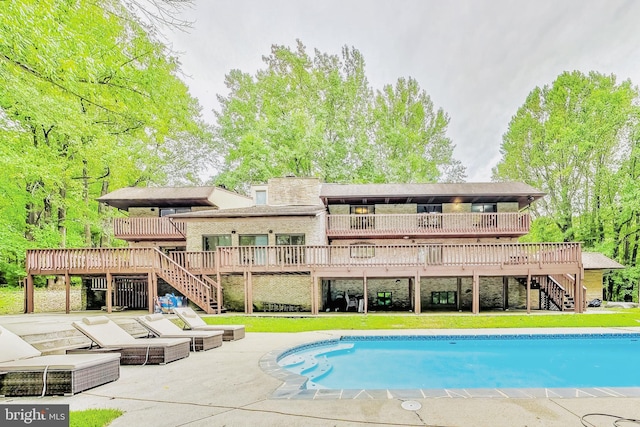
[503,276,509,311]
[247,271,253,314]
[147,272,155,313]
[64,272,71,314]
[456,277,462,311]
[106,272,113,314]
[363,273,368,314]
[311,273,319,315]
[25,275,34,313]
[472,272,480,314]
[216,251,223,314]
[575,268,583,313]
[526,270,532,314]
[414,272,421,314]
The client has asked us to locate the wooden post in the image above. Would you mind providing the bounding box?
[503,276,509,310]
[575,268,583,313]
[216,250,223,314]
[414,272,421,314]
[64,272,71,314]
[363,274,368,314]
[247,271,253,314]
[456,277,462,311]
[472,272,480,314]
[25,275,34,314]
[106,272,113,314]
[243,271,248,314]
[526,270,532,314]
[147,272,155,314]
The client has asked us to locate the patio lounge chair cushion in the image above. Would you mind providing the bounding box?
[135,315,223,351]
[74,316,191,348]
[138,314,223,339]
[0,326,42,362]
[0,325,121,396]
[0,353,120,372]
[173,308,245,341]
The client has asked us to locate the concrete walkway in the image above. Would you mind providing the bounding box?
[1,313,640,426]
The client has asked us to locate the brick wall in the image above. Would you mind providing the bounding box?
[185,213,327,251]
[267,177,322,206]
[221,274,313,312]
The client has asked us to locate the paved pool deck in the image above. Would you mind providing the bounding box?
[2,313,640,426]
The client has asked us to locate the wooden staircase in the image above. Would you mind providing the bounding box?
[517,276,575,311]
[155,249,222,314]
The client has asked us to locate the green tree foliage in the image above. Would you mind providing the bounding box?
[0,0,211,284]
[493,70,640,300]
[213,40,465,191]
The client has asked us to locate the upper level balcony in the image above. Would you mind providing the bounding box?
[326,212,530,239]
[113,217,186,241]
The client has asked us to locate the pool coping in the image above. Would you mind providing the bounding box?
[259,327,640,400]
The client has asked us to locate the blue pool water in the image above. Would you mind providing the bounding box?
[278,334,640,390]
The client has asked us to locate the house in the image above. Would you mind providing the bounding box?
[25,177,596,315]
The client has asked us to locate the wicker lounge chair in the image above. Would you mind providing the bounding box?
[72,316,190,365]
[173,307,245,341]
[136,314,223,351]
[0,325,120,397]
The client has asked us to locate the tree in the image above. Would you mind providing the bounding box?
[213,40,465,191]
[0,0,211,284]
[493,70,640,300]
[493,71,638,242]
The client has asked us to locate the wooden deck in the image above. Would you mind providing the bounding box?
[25,242,584,315]
[113,217,186,241]
[326,212,530,238]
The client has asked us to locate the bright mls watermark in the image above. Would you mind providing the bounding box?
[1,404,69,427]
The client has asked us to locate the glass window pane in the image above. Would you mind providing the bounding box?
[276,235,290,245]
[255,190,267,205]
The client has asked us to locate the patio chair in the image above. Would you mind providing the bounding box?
[0,325,120,397]
[136,314,223,351]
[72,316,190,365]
[173,307,245,341]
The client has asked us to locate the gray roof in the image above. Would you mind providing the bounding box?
[582,252,625,270]
[320,182,545,208]
[97,186,249,210]
[171,205,326,219]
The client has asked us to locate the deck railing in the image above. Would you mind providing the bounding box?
[326,212,530,237]
[26,242,581,275]
[216,242,581,270]
[113,217,186,241]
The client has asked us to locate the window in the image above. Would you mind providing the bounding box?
[377,292,392,309]
[471,203,497,228]
[418,204,442,213]
[255,190,267,205]
[276,234,305,263]
[202,235,231,251]
[239,235,268,246]
[350,243,375,258]
[471,203,497,213]
[239,234,268,265]
[350,205,375,230]
[418,204,443,228]
[275,234,305,245]
[431,291,456,305]
[159,207,190,217]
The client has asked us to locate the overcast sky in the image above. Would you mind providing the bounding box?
[163,0,640,182]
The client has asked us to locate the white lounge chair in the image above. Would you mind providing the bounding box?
[0,325,120,396]
[136,314,223,351]
[173,307,245,341]
[72,316,190,365]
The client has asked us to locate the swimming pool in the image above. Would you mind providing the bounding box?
[264,332,640,399]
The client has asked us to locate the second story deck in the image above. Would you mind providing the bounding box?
[326,212,530,238]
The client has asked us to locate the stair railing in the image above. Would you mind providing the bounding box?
[154,249,214,313]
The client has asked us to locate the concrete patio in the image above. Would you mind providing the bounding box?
[1,313,639,426]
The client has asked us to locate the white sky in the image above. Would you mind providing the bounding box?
[162,0,640,182]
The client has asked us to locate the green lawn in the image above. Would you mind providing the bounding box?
[70,409,122,427]
[202,310,640,332]
[0,286,24,314]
